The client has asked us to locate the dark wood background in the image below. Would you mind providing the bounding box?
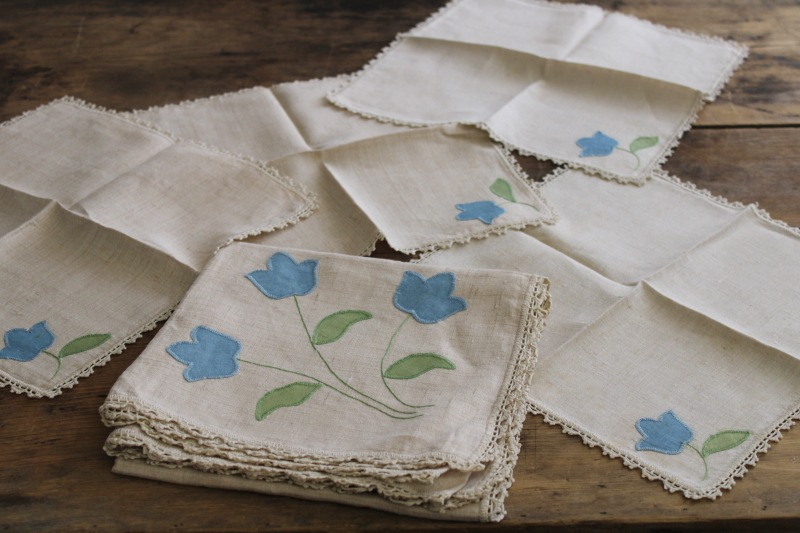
[2,1,799,531]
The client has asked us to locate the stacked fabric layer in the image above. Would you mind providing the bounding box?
[100,245,550,521]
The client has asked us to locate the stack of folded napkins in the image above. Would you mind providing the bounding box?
[100,244,550,521]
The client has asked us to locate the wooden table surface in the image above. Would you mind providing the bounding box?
[2,1,799,531]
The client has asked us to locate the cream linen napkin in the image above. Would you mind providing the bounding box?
[329,0,747,184]
[421,169,800,499]
[100,244,550,521]
[0,99,315,397]
[131,78,556,255]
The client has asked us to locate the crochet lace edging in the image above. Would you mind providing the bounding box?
[327,0,747,108]
[99,277,550,520]
[468,276,551,521]
[529,399,800,500]
[388,146,558,255]
[325,0,747,185]
[359,232,384,257]
[0,301,180,399]
[213,165,318,254]
[3,96,319,255]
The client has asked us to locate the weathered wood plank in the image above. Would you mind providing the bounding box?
[1,0,798,125]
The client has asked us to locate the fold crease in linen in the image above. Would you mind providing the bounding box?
[0,98,315,397]
[420,168,800,499]
[328,0,748,184]
[129,77,557,255]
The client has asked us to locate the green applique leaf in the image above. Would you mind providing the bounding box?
[256,382,322,420]
[629,136,658,153]
[383,353,456,380]
[312,310,373,345]
[701,430,750,457]
[58,334,111,359]
[490,178,516,203]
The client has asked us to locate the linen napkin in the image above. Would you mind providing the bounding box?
[100,244,551,521]
[0,99,315,397]
[131,78,556,255]
[329,0,747,184]
[421,168,800,499]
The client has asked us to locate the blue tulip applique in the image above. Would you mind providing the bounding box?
[0,322,55,363]
[246,251,318,299]
[576,131,659,170]
[456,201,505,224]
[393,271,467,324]
[455,178,540,225]
[635,410,694,454]
[635,410,750,480]
[379,271,465,409]
[196,252,469,421]
[167,326,242,382]
[0,321,111,379]
[577,131,619,157]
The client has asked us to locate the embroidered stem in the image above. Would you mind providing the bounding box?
[240,359,421,420]
[615,147,641,170]
[292,296,416,415]
[687,443,709,480]
[42,350,61,379]
[381,315,434,409]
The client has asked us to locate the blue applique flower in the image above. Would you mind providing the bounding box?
[246,252,319,300]
[576,131,619,157]
[393,271,468,324]
[167,326,242,382]
[455,201,506,224]
[0,321,56,362]
[635,410,695,455]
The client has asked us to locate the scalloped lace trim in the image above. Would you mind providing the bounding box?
[529,400,800,500]
[391,145,558,255]
[359,231,383,257]
[100,277,550,520]
[0,98,318,397]
[326,0,748,185]
[528,167,800,500]
[0,301,180,399]
[3,97,319,233]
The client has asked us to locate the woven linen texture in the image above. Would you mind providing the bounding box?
[0,99,314,397]
[100,244,550,521]
[422,169,800,498]
[329,0,747,183]
[131,77,556,255]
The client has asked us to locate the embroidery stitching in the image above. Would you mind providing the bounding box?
[256,382,322,421]
[192,253,466,420]
[383,352,456,380]
[0,321,111,379]
[577,131,659,170]
[635,410,751,480]
[312,310,373,345]
[456,178,540,225]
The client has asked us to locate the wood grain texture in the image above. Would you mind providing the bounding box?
[1,0,799,531]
